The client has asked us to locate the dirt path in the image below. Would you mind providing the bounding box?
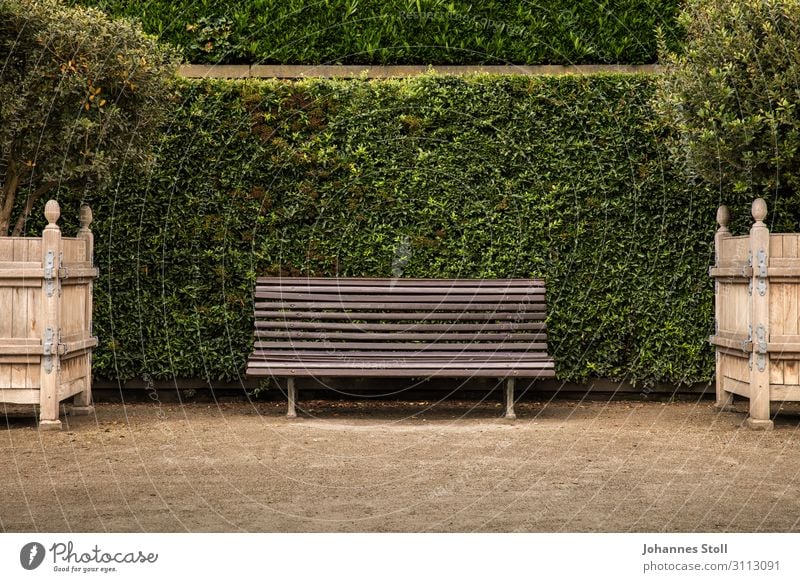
[2,399,800,532]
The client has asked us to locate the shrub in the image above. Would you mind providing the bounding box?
[655,0,800,208]
[0,0,178,235]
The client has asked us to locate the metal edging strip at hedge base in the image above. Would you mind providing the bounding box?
[179,64,662,79]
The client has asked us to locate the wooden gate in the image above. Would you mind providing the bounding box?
[0,200,98,429]
[710,198,800,430]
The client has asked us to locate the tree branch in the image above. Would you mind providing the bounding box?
[0,156,20,236]
[10,180,58,236]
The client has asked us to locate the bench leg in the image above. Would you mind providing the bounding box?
[286,378,297,419]
[504,377,517,420]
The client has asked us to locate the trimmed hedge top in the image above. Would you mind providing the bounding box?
[69,0,681,65]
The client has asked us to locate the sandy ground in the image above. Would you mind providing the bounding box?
[2,397,800,533]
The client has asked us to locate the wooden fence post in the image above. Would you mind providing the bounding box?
[71,204,95,415]
[38,200,62,430]
[748,198,774,430]
[714,205,735,411]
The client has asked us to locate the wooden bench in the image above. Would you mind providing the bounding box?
[246,277,555,418]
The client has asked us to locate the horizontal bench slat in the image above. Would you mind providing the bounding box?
[255,331,546,341]
[257,285,544,295]
[251,354,551,362]
[254,321,544,332]
[253,310,544,321]
[253,341,547,351]
[246,366,556,378]
[254,301,544,311]
[256,277,544,287]
[249,360,551,371]
[255,291,543,302]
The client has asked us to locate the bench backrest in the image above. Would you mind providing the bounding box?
[252,277,549,358]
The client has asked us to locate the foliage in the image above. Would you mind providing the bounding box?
[654,0,800,205]
[46,74,726,386]
[68,0,682,65]
[0,0,178,235]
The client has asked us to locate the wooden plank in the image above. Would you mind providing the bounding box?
[254,341,547,351]
[251,351,552,360]
[61,285,86,335]
[0,345,44,355]
[0,388,39,404]
[770,284,787,338]
[11,286,26,339]
[255,321,545,332]
[26,287,40,340]
[783,235,798,259]
[0,279,42,289]
[28,238,40,262]
[0,261,40,269]
[770,357,785,385]
[60,337,98,354]
[768,267,800,277]
[12,238,29,261]
[254,310,544,321]
[0,240,13,261]
[255,301,543,311]
[248,360,555,369]
[770,384,800,401]
[719,237,749,264]
[709,335,750,352]
[708,266,752,278]
[0,268,44,279]
[258,284,545,294]
[255,291,543,302]
[245,366,556,378]
[58,377,86,400]
[61,238,86,264]
[58,268,98,280]
[784,360,800,385]
[0,355,39,364]
[257,277,545,286]
[720,353,750,383]
[771,234,784,259]
[0,286,11,339]
[10,362,27,389]
[722,376,750,397]
[254,330,546,341]
[0,338,40,346]
[0,363,11,389]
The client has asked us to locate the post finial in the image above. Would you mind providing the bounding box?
[79,204,93,230]
[752,198,768,223]
[44,200,60,229]
[717,205,730,229]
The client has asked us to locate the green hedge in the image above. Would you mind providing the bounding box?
[39,74,746,386]
[68,0,681,65]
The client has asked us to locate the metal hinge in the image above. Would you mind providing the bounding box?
[755,324,768,371]
[43,327,56,373]
[757,249,767,296]
[43,250,55,297]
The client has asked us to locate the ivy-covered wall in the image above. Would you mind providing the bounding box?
[46,74,737,386]
[68,0,681,65]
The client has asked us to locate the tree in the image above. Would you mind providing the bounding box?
[0,0,178,236]
[654,0,800,202]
